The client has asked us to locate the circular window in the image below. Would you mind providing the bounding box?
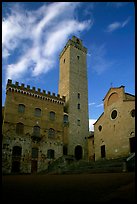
[130,109,135,117]
[98,125,102,131]
[111,110,117,119]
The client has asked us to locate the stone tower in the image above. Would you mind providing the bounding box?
[59,36,89,160]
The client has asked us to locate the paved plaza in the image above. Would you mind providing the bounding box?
[2,172,135,203]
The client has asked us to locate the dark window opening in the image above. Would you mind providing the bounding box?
[48,128,55,138]
[64,114,68,123]
[98,125,102,131]
[33,126,40,137]
[50,111,55,120]
[64,59,65,63]
[35,108,41,117]
[18,104,25,113]
[111,110,117,119]
[78,93,80,99]
[32,148,38,158]
[77,56,80,60]
[77,119,80,126]
[78,103,80,109]
[47,149,54,159]
[16,123,24,135]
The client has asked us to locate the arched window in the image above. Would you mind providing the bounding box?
[16,123,24,135]
[50,111,55,120]
[35,108,41,117]
[48,128,55,138]
[18,104,25,113]
[47,149,54,159]
[33,126,40,137]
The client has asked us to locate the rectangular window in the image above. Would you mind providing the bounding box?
[32,148,38,158]
[77,119,80,126]
[78,93,80,99]
[47,149,54,159]
[33,126,40,137]
[16,123,24,135]
[77,104,80,109]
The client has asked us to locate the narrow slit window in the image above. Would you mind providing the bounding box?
[78,93,80,99]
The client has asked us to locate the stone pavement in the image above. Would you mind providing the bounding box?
[2,172,135,203]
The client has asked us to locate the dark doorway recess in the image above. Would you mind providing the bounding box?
[75,145,82,160]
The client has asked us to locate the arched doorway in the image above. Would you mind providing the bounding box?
[75,145,82,160]
[11,146,22,173]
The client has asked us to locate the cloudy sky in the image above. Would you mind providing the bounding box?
[2,2,135,131]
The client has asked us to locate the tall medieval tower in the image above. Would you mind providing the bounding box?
[59,36,89,160]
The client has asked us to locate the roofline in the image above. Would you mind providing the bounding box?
[125,92,135,97]
[103,85,125,101]
[93,112,104,125]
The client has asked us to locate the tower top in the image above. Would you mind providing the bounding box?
[60,36,87,58]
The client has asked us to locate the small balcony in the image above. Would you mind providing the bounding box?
[31,134,42,142]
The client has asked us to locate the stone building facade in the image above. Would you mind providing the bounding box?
[94,86,135,161]
[2,36,89,174]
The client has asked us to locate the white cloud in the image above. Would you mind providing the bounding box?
[89,102,95,106]
[96,103,103,108]
[105,17,131,32]
[89,119,97,131]
[2,2,92,82]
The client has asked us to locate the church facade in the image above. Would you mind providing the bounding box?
[2,36,89,174]
[94,86,135,161]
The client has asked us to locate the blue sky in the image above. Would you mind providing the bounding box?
[2,2,135,131]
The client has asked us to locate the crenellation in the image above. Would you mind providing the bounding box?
[32,87,36,91]
[27,85,30,89]
[38,88,41,92]
[15,82,19,86]
[7,79,12,84]
[21,83,25,88]
[6,79,65,105]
